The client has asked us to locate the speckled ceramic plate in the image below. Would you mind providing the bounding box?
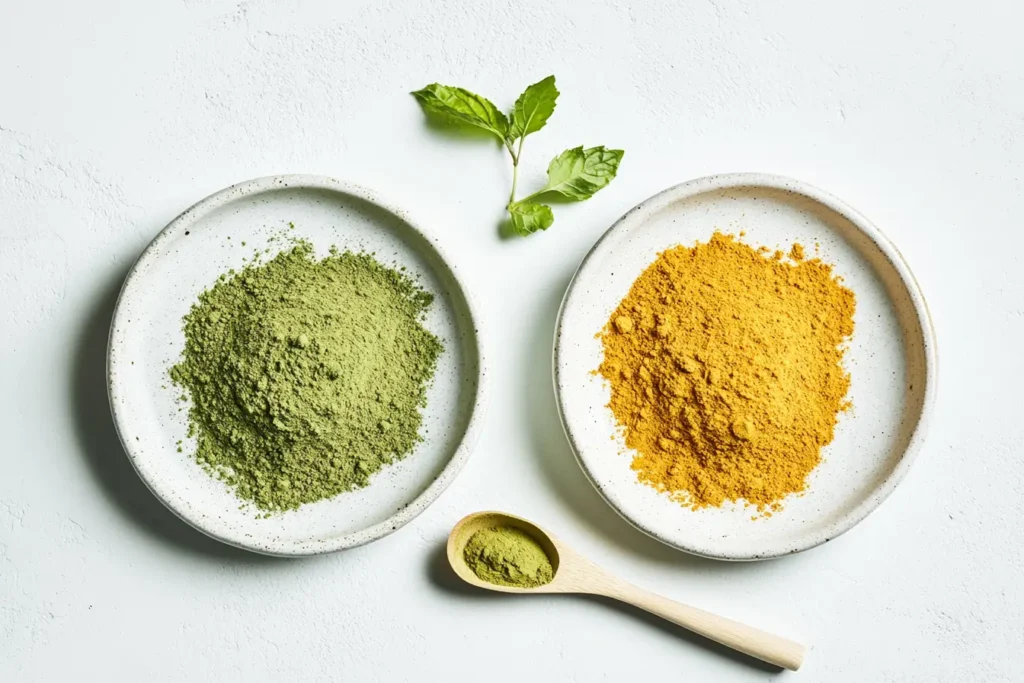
[555,173,936,561]
[108,175,488,556]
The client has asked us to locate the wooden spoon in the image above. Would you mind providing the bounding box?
[447,511,806,671]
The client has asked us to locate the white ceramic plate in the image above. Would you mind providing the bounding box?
[108,175,488,556]
[555,173,936,561]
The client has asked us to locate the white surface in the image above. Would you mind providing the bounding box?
[556,174,935,560]
[1,0,1021,680]
[109,175,486,555]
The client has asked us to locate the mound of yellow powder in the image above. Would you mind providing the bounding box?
[598,232,855,513]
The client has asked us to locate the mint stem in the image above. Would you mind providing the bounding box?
[506,136,526,208]
[509,158,519,208]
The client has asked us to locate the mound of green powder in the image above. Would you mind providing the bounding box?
[169,241,443,512]
[463,526,555,588]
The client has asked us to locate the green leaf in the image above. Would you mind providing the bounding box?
[540,146,624,201]
[509,75,559,140]
[508,202,554,236]
[411,83,508,139]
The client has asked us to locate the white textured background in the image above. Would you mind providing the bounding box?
[2,1,1022,680]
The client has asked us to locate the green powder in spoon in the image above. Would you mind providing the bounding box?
[464,526,555,588]
[169,240,443,513]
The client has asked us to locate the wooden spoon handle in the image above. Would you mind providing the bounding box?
[603,583,806,670]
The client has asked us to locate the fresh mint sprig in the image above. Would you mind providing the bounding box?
[412,76,624,236]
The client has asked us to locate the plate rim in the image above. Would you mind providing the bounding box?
[107,173,490,556]
[553,172,938,561]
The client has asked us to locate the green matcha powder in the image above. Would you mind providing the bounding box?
[464,526,555,588]
[170,241,443,512]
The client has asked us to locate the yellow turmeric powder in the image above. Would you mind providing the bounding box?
[598,232,855,513]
